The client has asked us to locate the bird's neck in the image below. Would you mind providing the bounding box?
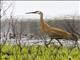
[40,13,49,32]
[40,13,45,24]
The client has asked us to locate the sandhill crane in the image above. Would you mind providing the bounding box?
[25,11,78,46]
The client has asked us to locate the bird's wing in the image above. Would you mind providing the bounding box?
[43,22,72,37]
[49,26,71,36]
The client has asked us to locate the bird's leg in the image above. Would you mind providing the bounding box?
[46,38,53,46]
[56,39,63,46]
[48,38,53,45]
[71,33,79,48]
[74,40,79,49]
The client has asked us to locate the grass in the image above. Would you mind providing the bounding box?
[0,44,80,60]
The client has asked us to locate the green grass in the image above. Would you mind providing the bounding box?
[0,44,80,60]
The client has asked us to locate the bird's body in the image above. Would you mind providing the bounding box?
[26,11,77,46]
[40,20,74,40]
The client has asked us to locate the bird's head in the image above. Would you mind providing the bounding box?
[25,11,43,15]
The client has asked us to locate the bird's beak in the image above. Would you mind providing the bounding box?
[25,12,36,14]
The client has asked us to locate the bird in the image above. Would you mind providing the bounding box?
[25,11,78,46]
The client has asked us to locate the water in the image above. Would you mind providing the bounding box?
[1,37,80,47]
